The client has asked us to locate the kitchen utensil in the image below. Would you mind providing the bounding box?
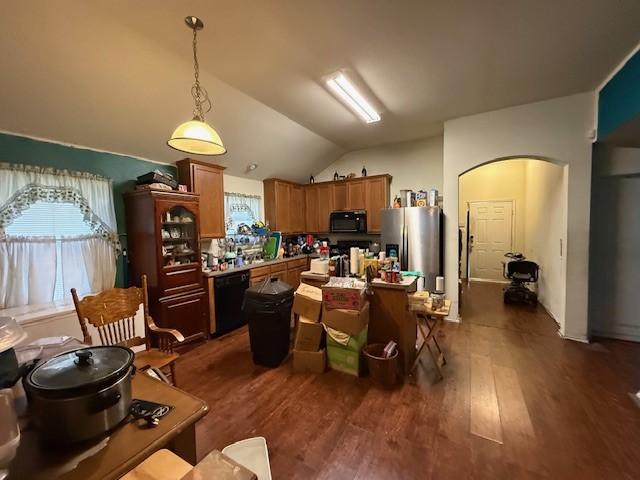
[24,346,135,446]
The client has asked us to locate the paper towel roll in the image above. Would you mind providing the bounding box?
[435,276,444,292]
[350,247,360,277]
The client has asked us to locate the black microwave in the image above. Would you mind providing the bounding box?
[330,210,367,233]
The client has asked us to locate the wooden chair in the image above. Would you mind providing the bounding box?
[71,274,184,386]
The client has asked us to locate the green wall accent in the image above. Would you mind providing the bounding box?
[598,49,640,139]
[0,133,177,287]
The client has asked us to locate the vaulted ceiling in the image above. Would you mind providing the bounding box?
[0,1,638,180]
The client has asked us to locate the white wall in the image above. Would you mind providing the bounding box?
[589,146,640,341]
[523,161,567,323]
[443,92,594,341]
[315,136,443,199]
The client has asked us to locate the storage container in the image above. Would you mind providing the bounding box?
[242,278,294,367]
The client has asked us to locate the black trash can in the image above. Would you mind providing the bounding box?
[242,277,294,367]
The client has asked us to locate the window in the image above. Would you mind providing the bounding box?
[224,193,262,235]
[6,201,94,302]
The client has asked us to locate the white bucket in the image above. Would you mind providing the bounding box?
[222,436,272,480]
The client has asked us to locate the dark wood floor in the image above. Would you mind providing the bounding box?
[177,281,640,479]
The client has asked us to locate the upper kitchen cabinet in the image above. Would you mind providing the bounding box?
[316,183,333,233]
[264,178,306,234]
[364,175,391,233]
[304,185,319,233]
[290,184,306,233]
[176,159,226,238]
[332,182,348,211]
[347,180,366,210]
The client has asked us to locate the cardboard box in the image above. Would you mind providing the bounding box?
[293,348,326,373]
[326,326,368,377]
[322,302,370,337]
[294,318,324,351]
[326,346,362,376]
[322,285,367,310]
[326,325,368,351]
[293,283,323,321]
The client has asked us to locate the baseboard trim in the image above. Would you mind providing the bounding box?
[445,315,461,323]
[469,278,509,285]
[558,331,590,344]
[590,330,640,343]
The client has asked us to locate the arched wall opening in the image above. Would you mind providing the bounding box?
[457,157,568,329]
[442,92,594,343]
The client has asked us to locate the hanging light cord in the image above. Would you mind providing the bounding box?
[191,26,212,121]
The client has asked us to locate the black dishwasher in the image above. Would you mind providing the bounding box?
[213,270,251,336]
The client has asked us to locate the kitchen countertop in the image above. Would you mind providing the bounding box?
[202,255,312,277]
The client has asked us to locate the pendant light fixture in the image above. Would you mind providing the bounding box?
[167,16,226,156]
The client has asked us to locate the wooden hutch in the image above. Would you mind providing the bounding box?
[124,190,208,344]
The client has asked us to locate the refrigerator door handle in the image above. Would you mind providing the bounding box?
[403,225,409,270]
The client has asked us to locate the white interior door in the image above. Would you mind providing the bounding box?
[469,201,513,282]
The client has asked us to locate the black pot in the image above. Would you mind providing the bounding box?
[24,345,135,446]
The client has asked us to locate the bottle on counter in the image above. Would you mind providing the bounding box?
[328,257,337,277]
[333,171,339,181]
[361,166,367,177]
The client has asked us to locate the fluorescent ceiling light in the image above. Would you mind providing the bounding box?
[326,73,380,124]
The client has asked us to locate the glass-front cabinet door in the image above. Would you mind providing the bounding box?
[159,205,199,267]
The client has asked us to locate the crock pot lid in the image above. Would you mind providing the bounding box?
[29,346,133,390]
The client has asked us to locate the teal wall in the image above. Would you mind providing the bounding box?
[598,49,640,139]
[0,133,176,286]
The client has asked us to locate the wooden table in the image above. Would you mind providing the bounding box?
[409,299,451,380]
[8,373,209,480]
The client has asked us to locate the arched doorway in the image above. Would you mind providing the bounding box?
[457,157,567,331]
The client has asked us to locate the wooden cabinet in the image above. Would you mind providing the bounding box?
[347,180,366,210]
[124,190,208,344]
[158,289,208,341]
[365,176,391,233]
[264,179,306,234]
[248,258,307,289]
[285,258,307,289]
[289,185,306,233]
[316,183,333,233]
[304,185,319,233]
[176,159,225,238]
[266,175,390,233]
[332,182,348,211]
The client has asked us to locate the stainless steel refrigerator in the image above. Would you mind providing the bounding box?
[380,206,443,291]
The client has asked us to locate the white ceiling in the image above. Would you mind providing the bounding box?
[0,1,639,180]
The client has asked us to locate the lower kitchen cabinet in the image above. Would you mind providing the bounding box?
[158,289,208,343]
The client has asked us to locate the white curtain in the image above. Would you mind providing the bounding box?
[0,163,119,309]
[0,238,57,308]
[224,192,261,234]
[60,236,116,302]
[0,163,118,236]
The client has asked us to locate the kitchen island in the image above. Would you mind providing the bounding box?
[300,271,419,375]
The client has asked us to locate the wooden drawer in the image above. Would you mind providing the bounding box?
[271,270,287,282]
[161,264,201,296]
[250,266,270,278]
[158,289,207,342]
[250,274,268,287]
[287,257,307,269]
[269,263,286,274]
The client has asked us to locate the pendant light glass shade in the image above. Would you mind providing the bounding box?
[167,118,226,155]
